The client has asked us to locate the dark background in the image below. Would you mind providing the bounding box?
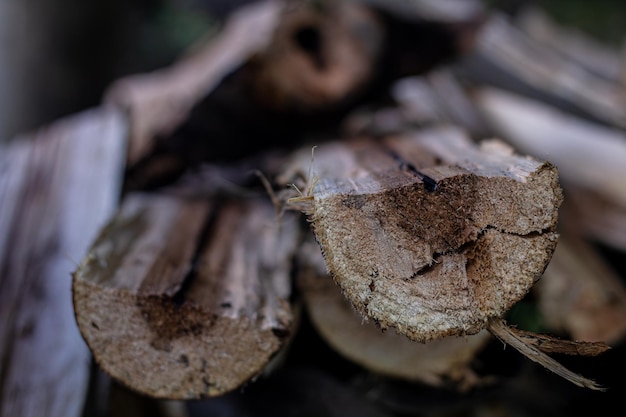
[0,0,624,142]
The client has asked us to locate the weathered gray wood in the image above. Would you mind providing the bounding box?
[517,7,625,84]
[465,13,626,129]
[280,126,562,342]
[0,107,127,417]
[73,194,301,399]
[537,232,626,344]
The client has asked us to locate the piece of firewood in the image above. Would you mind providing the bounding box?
[72,193,301,399]
[280,127,610,390]
[280,126,562,342]
[537,232,626,344]
[120,0,484,190]
[561,187,626,252]
[516,7,625,85]
[463,13,626,129]
[297,234,491,390]
[0,107,127,417]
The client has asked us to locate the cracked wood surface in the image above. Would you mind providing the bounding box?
[280,126,562,342]
[73,193,300,399]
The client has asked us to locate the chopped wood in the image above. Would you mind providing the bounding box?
[118,0,484,190]
[464,13,626,129]
[0,107,127,417]
[72,193,301,399]
[516,7,625,84]
[250,0,382,112]
[537,232,626,344]
[279,126,562,343]
[390,71,490,137]
[561,187,626,252]
[297,234,491,390]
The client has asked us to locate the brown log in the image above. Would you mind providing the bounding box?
[72,193,301,399]
[279,126,562,343]
[297,234,491,390]
[561,187,626,252]
[537,232,626,344]
[0,107,127,417]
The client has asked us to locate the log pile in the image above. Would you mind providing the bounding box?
[2,0,625,415]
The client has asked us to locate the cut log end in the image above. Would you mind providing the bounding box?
[72,194,299,399]
[280,127,563,343]
[73,280,289,399]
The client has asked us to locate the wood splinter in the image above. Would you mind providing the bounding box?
[487,318,608,391]
[73,193,301,399]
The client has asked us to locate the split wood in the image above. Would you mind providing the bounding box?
[72,194,300,399]
[278,126,608,390]
[0,107,127,417]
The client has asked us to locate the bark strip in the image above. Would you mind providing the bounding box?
[487,318,606,391]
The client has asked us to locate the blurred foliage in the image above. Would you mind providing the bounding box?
[538,0,626,46]
[134,2,216,70]
[505,299,549,334]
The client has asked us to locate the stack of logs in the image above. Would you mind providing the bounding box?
[2,1,625,416]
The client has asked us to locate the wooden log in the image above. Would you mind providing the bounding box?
[118,0,484,190]
[72,193,301,399]
[390,71,490,137]
[463,12,626,129]
[0,107,127,417]
[279,126,562,343]
[297,234,491,390]
[561,187,626,252]
[537,232,626,345]
[516,7,625,85]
